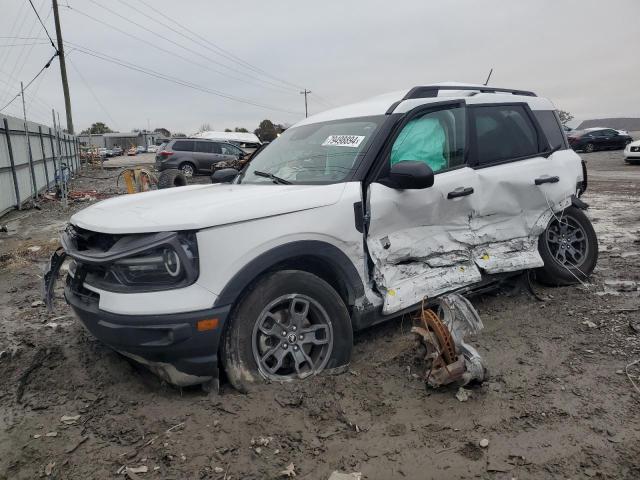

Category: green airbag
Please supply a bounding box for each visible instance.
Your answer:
[390,117,446,171]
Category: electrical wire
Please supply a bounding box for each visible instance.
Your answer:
[127,0,305,92]
[0,51,58,113]
[66,53,118,130]
[68,2,295,96]
[65,43,302,116]
[0,41,50,47]
[27,0,57,50]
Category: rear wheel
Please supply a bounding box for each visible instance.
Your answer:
[222,270,353,392]
[584,143,595,153]
[179,162,195,177]
[536,206,598,286]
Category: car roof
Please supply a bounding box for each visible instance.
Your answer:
[293,82,555,128]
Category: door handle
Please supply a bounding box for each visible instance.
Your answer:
[534,176,560,185]
[447,187,474,199]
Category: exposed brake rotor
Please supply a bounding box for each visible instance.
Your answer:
[411,294,486,388]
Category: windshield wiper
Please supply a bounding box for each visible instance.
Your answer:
[253,170,292,185]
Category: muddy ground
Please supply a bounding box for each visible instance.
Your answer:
[0,149,639,480]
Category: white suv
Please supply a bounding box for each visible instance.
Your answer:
[53,83,598,391]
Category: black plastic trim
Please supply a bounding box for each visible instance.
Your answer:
[215,240,365,307]
[403,85,536,100]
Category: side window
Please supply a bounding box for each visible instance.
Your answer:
[390,106,466,173]
[533,110,567,150]
[172,140,194,152]
[220,144,240,156]
[196,141,213,153]
[472,105,539,165]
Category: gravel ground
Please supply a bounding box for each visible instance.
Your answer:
[0,148,639,480]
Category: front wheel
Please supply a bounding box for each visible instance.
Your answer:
[536,206,598,286]
[222,270,353,392]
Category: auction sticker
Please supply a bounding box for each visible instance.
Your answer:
[322,135,365,148]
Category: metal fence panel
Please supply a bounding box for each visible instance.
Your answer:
[0,114,80,217]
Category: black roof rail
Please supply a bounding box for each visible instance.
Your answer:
[403,85,537,100]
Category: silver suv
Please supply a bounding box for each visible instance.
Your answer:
[155,138,246,176]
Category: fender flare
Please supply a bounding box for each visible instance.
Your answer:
[571,194,589,210]
[214,240,365,308]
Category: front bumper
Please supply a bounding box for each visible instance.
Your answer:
[624,147,640,159]
[65,278,230,387]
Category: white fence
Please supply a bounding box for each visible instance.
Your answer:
[0,113,80,217]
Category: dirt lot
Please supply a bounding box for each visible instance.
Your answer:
[0,149,639,480]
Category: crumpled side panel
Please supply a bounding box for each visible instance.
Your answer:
[369,208,558,315]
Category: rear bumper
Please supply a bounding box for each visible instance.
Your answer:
[65,280,230,387]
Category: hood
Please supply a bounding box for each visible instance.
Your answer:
[71,183,347,234]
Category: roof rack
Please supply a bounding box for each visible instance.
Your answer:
[403,85,537,100]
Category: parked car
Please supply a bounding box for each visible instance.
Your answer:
[567,128,633,152]
[97,148,111,158]
[146,145,158,153]
[54,83,597,391]
[112,146,123,156]
[624,139,640,164]
[126,147,137,156]
[155,138,246,176]
[136,145,146,154]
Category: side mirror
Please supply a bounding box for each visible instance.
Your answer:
[379,160,434,189]
[211,168,239,184]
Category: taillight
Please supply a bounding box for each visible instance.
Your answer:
[160,150,173,156]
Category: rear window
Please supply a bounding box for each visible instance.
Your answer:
[472,105,539,165]
[172,140,194,151]
[534,110,567,150]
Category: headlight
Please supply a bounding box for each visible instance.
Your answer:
[63,229,199,293]
[108,233,198,289]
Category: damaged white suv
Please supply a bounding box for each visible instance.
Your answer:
[51,83,597,391]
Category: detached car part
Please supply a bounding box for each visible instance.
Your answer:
[412,293,486,387]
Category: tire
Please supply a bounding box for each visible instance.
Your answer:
[157,169,187,189]
[222,270,353,392]
[179,162,196,177]
[536,206,598,286]
[584,143,595,153]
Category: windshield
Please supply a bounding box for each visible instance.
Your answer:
[239,115,385,184]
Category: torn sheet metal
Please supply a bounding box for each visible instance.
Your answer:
[412,294,486,387]
[366,159,576,314]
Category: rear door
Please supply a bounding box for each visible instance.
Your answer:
[466,104,581,274]
[366,102,482,314]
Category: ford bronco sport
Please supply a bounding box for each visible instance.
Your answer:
[51,83,597,391]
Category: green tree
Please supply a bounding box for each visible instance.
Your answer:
[81,122,114,134]
[254,119,278,142]
[234,127,249,133]
[224,128,232,132]
[557,110,574,126]
[154,127,171,137]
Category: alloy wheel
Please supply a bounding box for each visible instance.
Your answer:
[181,164,194,177]
[252,294,333,381]
[545,213,589,268]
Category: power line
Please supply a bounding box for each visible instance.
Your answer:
[0,51,58,112]
[128,0,305,92]
[75,1,296,95]
[27,0,57,50]
[66,43,302,116]
[0,42,50,47]
[67,54,118,129]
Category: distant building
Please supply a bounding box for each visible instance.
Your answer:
[78,131,158,149]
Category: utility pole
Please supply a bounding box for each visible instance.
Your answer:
[21,82,38,199]
[300,89,311,118]
[52,0,74,134]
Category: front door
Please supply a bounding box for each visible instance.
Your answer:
[366,103,481,314]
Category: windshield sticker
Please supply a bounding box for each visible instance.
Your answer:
[322,135,365,148]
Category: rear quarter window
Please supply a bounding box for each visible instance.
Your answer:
[534,110,568,150]
[172,141,194,152]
